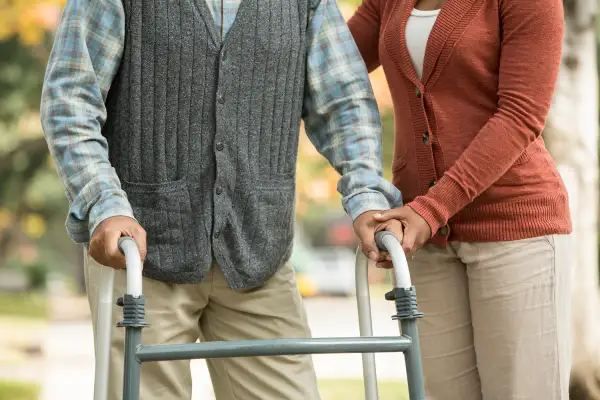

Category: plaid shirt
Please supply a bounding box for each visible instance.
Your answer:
[41,0,402,243]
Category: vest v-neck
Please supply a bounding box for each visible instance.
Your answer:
[193,0,249,48]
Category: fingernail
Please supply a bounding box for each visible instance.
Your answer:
[369,251,378,261]
[374,213,382,219]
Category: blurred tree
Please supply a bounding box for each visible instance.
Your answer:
[544,0,600,398]
[0,0,65,46]
[295,1,395,235]
[0,0,82,290]
[0,39,52,263]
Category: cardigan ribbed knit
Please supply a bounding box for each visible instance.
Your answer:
[349,0,572,244]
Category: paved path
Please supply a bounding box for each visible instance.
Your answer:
[40,297,407,400]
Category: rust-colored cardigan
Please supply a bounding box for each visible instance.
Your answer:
[348,0,571,244]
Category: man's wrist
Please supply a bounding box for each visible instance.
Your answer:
[344,192,393,222]
[88,193,136,239]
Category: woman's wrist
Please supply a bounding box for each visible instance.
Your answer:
[406,200,442,238]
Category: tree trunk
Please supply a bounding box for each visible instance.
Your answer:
[544,0,600,398]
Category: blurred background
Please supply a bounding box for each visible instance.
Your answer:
[0,0,599,399]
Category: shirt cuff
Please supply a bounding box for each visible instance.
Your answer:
[407,176,470,237]
[66,190,136,243]
[88,194,136,239]
[344,191,396,222]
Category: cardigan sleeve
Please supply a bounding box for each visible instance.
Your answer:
[347,0,382,72]
[408,0,565,235]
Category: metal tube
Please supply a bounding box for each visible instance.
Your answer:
[355,249,380,400]
[118,237,143,298]
[122,327,143,400]
[94,237,143,400]
[379,233,412,289]
[376,231,425,399]
[401,320,426,400]
[93,267,115,400]
[136,337,412,363]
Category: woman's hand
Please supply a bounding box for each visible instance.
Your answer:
[374,206,432,256]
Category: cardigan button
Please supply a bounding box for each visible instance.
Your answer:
[422,131,430,145]
[429,180,436,188]
[415,86,422,98]
[438,226,449,236]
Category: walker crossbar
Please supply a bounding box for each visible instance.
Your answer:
[135,336,412,362]
[93,232,426,400]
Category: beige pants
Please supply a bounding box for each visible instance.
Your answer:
[409,235,572,400]
[85,254,320,400]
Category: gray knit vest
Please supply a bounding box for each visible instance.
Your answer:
[103,0,314,288]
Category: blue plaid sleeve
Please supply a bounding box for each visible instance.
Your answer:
[40,0,134,243]
[304,0,403,221]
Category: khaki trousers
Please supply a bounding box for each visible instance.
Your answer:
[85,254,320,400]
[408,235,572,400]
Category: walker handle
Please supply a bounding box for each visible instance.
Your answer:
[94,237,143,400]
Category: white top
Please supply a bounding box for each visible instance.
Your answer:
[405,8,441,79]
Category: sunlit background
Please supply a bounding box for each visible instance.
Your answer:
[1,1,600,399]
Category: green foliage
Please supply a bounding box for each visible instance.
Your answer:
[0,291,48,319]
[24,262,51,290]
[338,0,362,6]
[0,37,48,127]
[318,379,409,400]
[0,380,39,400]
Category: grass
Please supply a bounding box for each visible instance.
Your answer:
[0,292,47,319]
[319,379,409,400]
[0,380,40,400]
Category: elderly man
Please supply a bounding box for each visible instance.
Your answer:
[41,0,401,398]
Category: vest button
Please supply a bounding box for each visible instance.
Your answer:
[216,186,223,195]
[217,93,225,104]
[222,50,228,61]
[216,142,224,151]
[214,230,221,239]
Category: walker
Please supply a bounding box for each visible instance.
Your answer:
[93,231,426,399]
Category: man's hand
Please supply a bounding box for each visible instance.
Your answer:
[353,211,388,263]
[374,206,431,256]
[88,216,147,269]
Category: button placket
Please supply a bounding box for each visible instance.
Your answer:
[213,55,228,243]
[415,86,422,98]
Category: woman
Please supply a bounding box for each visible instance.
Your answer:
[348,0,572,399]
